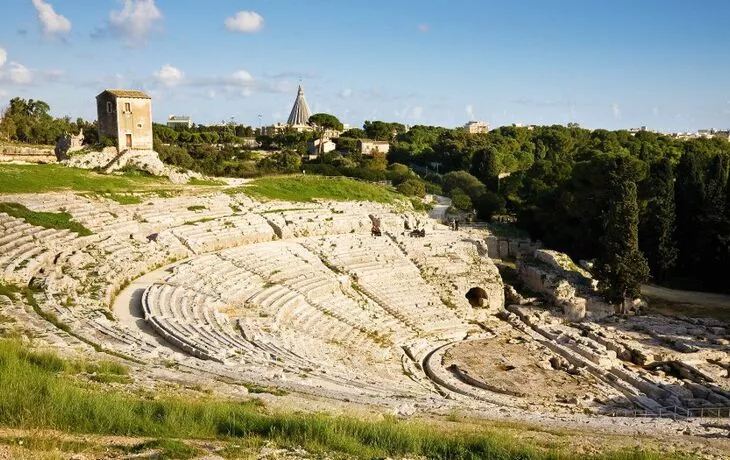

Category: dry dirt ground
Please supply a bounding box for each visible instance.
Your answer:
[642,285,730,321]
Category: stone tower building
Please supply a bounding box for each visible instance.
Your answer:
[96,89,153,152]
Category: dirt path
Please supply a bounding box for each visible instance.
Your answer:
[642,284,730,308]
[428,195,451,222]
[642,284,730,320]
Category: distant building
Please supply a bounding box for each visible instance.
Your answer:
[167,115,192,129]
[307,138,336,155]
[464,120,489,134]
[358,139,390,155]
[286,85,313,132]
[96,89,153,152]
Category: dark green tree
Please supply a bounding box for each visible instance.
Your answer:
[595,165,650,308]
[639,159,678,282]
[309,113,343,154]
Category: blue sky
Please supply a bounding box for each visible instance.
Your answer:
[1,0,729,132]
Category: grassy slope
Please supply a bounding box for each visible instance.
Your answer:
[0,202,93,236]
[0,338,675,460]
[0,164,169,194]
[242,175,400,203]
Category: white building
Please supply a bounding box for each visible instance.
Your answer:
[464,120,489,134]
[167,115,193,129]
[358,139,390,155]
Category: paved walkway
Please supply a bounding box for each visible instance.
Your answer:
[428,195,451,222]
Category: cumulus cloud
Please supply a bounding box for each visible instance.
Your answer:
[8,62,33,84]
[154,64,183,87]
[225,11,264,33]
[338,88,352,99]
[231,70,253,83]
[612,103,621,119]
[99,0,163,47]
[31,0,72,35]
[418,23,430,33]
[0,48,6,68]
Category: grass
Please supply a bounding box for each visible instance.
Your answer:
[0,164,169,194]
[0,202,92,236]
[188,177,226,186]
[187,205,207,211]
[232,175,400,203]
[486,221,530,240]
[0,337,679,459]
[101,192,143,205]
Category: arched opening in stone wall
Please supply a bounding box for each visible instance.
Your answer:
[465,287,489,308]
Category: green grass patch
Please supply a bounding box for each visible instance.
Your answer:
[0,337,678,459]
[0,202,93,236]
[187,205,206,211]
[188,177,226,186]
[233,175,400,203]
[102,193,142,205]
[127,438,201,459]
[486,221,530,239]
[0,164,168,194]
[0,282,20,300]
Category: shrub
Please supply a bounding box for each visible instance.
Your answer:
[474,190,506,220]
[397,178,426,198]
[451,188,473,211]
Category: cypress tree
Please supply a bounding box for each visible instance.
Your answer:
[595,165,650,309]
[697,155,729,287]
[639,159,677,282]
[674,151,705,275]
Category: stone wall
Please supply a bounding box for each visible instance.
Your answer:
[0,144,56,163]
[517,249,614,321]
[485,235,542,260]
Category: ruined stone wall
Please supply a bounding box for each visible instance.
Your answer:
[485,235,542,259]
[0,144,56,163]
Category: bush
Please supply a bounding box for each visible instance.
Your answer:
[474,190,506,220]
[442,171,486,200]
[397,178,426,197]
[450,188,473,211]
[425,181,443,196]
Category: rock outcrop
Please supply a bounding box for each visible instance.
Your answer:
[517,249,613,320]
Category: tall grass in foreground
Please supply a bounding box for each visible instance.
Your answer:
[238,175,400,203]
[0,339,670,459]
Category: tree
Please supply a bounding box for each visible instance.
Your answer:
[639,159,677,281]
[309,113,343,154]
[595,166,649,308]
[363,121,404,141]
[450,188,473,211]
[396,178,426,197]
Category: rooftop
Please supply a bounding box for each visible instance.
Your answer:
[98,89,151,99]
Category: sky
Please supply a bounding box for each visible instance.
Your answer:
[1,0,730,132]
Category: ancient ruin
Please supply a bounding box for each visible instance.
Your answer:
[0,187,728,441]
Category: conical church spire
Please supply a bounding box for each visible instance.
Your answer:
[287,85,312,126]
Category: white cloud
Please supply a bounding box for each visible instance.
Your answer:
[225,11,264,33]
[31,0,72,35]
[611,103,621,119]
[0,48,6,68]
[466,104,475,119]
[418,23,430,33]
[107,0,162,46]
[232,70,254,83]
[338,88,352,99]
[154,64,183,87]
[8,62,33,84]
